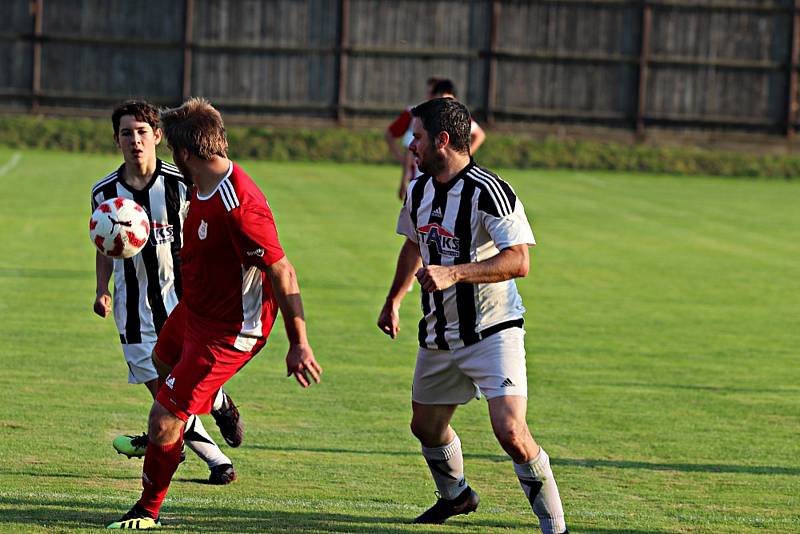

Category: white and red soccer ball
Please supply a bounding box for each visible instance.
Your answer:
[89,197,150,258]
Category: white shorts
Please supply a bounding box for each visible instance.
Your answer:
[121,342,158,384]
[412,327,528,405]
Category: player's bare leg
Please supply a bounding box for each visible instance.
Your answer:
[488,396,567,534]
[410,402,479,524]
[107,402,184,529]
[111,379,160,459]
[144,379,158,397]
[114,352,236,485]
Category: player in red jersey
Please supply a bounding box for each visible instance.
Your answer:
[106,97,322,530]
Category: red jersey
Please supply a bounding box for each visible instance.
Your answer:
[181,162,285,338]
[387,108,413,138]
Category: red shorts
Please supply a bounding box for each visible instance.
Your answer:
[154,301,266,421]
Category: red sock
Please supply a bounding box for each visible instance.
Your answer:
[137,431,183,517]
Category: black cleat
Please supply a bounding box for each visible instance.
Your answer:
[413,486,480,524]
[211,391,244,447]
[208,463,237,485]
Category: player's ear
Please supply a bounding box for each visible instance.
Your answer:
[153,127,163,146]
[436,131,449,149]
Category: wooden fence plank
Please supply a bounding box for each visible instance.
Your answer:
[0,0,795,135]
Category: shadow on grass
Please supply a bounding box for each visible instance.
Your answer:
[0,469,137,481]
[248,444,800,476]
[0,267,93,279]
[1,469,239,486]
[0,494,463,533]
[0,494,672,533]
[609,381,800,395]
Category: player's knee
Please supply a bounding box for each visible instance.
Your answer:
[147,403,183,445]
[493,419,528,456]
[410,417,440,446]
[409,418,427,442]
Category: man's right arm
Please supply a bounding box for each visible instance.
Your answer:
[384,128,406,164]
[377,238,422,339]
[94,251,113,318]
[398,151,415,201]
[385,111,412,164]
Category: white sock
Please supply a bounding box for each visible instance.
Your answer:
[211,389,225,412]
[421,434,467,500]
[514,448,566,534]
[184,414,232,469]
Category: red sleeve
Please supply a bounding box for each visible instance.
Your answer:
[229,202,285,269]
[387,110,412,137]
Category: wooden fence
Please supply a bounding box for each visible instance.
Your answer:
[1,0,798,137]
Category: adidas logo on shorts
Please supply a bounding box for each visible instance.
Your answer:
[500,377,515,388]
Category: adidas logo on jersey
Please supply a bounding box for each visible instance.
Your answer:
[431,207,443,218]
[165,376,176,389]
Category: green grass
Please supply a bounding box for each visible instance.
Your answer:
[0,147,797,533]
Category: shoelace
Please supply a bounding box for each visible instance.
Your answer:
[129,433,148,448]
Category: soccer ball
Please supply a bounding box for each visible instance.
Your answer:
[89,197,150,258]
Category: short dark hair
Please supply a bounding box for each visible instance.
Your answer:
[411,98,471,154]
[160,97,228,160]
[112,100,160,136]
[431,79,457,97]
[426,76,441,87]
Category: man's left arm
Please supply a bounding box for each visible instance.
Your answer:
[416,244,529,293]
[265,256,322,388]
[235,202,321,388]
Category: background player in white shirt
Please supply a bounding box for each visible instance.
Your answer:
[377,98,567,533]
[91,100,241,485]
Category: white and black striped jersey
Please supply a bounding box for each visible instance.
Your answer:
[91,159,191,345]
[397,159,536,350]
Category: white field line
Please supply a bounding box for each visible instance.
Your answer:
[0,152,22,176]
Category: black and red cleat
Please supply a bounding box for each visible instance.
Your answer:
[413,486,480,524]
[208,463,237,485]
[211,390,244,448]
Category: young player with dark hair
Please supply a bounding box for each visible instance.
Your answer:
[91,100,242,486]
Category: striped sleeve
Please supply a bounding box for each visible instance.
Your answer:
[469,166,517,218]
[396,178,419,241]
[90,170,118,211]
[470,168,535,249]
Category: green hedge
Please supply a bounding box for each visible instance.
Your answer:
[1,115,797,178]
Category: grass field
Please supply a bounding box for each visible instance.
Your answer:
[0,147,797,533]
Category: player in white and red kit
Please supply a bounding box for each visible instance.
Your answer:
[387,78,485,202]
[106,98,322,530]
